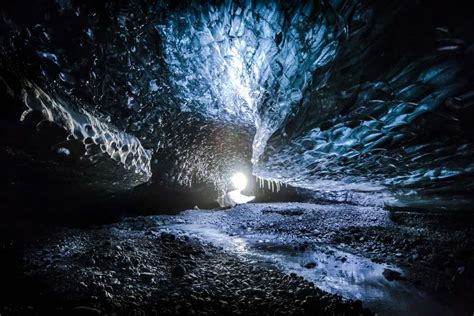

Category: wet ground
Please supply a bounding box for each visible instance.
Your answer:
[160,203,474,315]
[1,202,473,315]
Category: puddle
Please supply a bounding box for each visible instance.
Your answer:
[161,223,448,316]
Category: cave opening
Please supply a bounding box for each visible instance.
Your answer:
[1,0,473,315]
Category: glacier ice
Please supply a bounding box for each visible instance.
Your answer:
[0,0,473,208]
[21,79,152,182]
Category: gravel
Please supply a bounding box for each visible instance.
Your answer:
[0,214,372,315]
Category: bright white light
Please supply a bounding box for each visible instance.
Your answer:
[228,189,255,204]
[231,172,248,190]
[217,172,254,207]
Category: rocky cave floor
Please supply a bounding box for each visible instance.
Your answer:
[1,202,473,315]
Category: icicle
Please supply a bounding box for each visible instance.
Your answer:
[255,176,287,192]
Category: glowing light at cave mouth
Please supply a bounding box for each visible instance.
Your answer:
[227,190,255,205]
[231,172,248,191]
[217,172,255,207]
[229,172,255,205]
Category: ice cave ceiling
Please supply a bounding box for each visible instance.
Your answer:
[1,0,473,209]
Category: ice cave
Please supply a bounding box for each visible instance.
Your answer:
[0,0,473,315]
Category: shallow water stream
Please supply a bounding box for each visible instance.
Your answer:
[161,221,447,315]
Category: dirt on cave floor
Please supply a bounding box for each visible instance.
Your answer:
[0,201,473,315]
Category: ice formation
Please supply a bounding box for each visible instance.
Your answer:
[0,0,473,207]
[21,80,152,180]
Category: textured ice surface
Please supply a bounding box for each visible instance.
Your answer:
[1,0,473,206]
[157,1,341,164]
[21,80,152,180]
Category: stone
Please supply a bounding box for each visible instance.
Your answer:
[304,262,317,269]
[103,290,114,299]
[161,232,176,242]
[171,265,186,277]
[140,272,154,283]
[382,269,404,282]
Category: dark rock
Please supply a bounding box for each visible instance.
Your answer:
[161,232,176,242]
[171,264,186,277]
[103,290,114,299]
[298,244,308,251]
[383,269,405,282]
[140,272,154,283]
[408,253,419,263]
[295,288,313,298]
[242,288,265,297]
[304,262,317,269]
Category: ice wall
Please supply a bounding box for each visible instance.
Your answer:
[254,0,474,207]
[1,0,473,207]
[156,1,342,164]
[21,80,152,180]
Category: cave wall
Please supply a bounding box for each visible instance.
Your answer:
[1,0,473,214]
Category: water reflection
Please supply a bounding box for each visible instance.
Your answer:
[161,223,447,316]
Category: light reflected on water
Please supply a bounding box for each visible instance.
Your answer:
[161,223,447,316]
